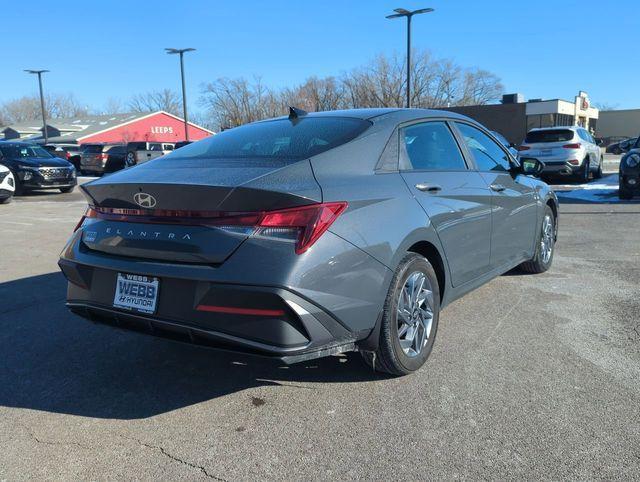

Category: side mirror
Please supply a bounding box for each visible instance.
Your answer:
[596,138,604,146]
[519,157,545,177]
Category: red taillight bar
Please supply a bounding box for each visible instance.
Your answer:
[73,202,348,254]
[563,143,581,149]
[196,304,285,317]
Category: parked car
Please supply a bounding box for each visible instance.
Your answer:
[79,144,127,175]
[518,126,603,182]
[0,164,15,204]
[608,137,638,155]
[125,142,174,167]
[43,144,83,170]
[60,108,558,376]
[174,141,192,150]
[619,136,640,199]
[0,142,76,195]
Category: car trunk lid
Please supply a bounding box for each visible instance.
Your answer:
[78,158,322,264]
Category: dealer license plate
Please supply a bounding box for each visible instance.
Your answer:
[113,273,159,314]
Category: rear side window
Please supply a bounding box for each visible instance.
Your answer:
[162,117,371,162]
[456,123,511,172]
[525,129,575,143]
[106,145,125,154]
[148,143,163,151]
[401,121,467,171]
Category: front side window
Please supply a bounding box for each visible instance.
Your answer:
[400,121,467,171]
[455,123,511,172]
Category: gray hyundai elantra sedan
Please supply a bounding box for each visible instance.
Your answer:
[59,108,558,375]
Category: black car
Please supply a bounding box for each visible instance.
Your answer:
[619,136,640,199]
[607,137,637,155]
[43,143,83,170]
[174,141,192,150]
[0,142,77,195]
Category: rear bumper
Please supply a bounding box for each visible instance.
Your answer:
[540,161,581,176]
[59,259,357,362]
[65,302,356,364]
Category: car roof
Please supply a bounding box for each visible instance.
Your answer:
[257,107,472,125]
[528,126,580,132]
[0,141,38,146]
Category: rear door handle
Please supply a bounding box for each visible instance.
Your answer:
[415,183,442,193]
[490,183,506,192]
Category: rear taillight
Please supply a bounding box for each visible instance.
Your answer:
[98,153,108,163]
[568,159,580,166]
[259,202,348,254]
[516,145,530,151]
[78,203,348,254]
[73,207,98,232]
[66,152,71,159]
[563,143,581,149]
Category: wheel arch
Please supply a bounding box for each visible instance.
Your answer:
[545,196,558,240]
[406,240,447,304]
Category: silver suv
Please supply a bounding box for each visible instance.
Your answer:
[518,126,603,182]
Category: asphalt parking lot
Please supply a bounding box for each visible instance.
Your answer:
[1,166,639,480]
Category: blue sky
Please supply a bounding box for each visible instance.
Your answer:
[3,0,639,112]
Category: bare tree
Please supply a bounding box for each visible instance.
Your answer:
[593,102,618,111]
[0,93,89,124]
[197,50,504,130]
[128,89,182,116]
[457,68,504,106]
[281,76,346,112]
[200,77,281,129]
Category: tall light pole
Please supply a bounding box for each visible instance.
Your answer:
[165,48,196,141]
[386,8,434,108]
[24,69,49,144]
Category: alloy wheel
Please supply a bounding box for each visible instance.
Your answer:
[541,214,554,264]
[396,271,434,357]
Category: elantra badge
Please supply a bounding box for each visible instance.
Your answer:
[134,192,157,208]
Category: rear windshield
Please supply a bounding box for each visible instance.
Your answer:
[0,144,53,159]
[525,129,575,143]
[162,117,371,162]
[82,145,105,153]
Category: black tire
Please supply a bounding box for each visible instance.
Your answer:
[594,157,603,179]
[11,173,24,196]
[361,253,440,376]
[59,186,74,193]
[619,186,633,200]
[125,152,137,167]
[0,195,12,204]
[520,205,556,274]
[576,158,589,183]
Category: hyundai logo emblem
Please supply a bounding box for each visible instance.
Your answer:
[133,192,157,208]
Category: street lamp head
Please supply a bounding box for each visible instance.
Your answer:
[386,7,434,18]
[24,69,49,74]
[165,48,196,55]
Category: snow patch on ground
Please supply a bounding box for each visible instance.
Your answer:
[553,174,632,204]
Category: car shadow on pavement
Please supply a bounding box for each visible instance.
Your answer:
[0,272,387,420]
